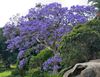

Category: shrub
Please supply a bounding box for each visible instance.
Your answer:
[60,19,100,68]
[29,48,53,68]
[27,67,61,77]
[27,67,44,77]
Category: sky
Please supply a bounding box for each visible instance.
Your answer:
[0,0,88,27]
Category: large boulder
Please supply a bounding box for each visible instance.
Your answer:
[63,59,100,77]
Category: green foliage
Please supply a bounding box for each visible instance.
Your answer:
[25,47,34,58]
[25,48,54,77]
[45,74,61,77]
[0,28,7,62]
[27,67,61,77]
[60,19,100,68]
[29,48,53,68]
[43,73,61,77]
[0,28,6,49]
[9,69,20,77]
[0,28,18,68]
[0,28,11,68]
[27,67,44,77]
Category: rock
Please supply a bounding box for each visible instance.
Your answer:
[63,59,100,77]
[80,68,96,77]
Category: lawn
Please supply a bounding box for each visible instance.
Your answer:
[0,70,12,77]
[0,64,16,77]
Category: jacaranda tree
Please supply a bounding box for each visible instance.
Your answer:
[3,3,96,74]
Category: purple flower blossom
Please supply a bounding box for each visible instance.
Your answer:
[18,58,27,69]
[3,3,96,53]
[17,50,25,60]
[43,54,62,71]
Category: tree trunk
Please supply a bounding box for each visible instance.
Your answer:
[19,69,24,77]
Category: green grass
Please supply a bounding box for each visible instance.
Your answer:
[10,64,16,69]
[0,64,17,77]
[0,70,12,77]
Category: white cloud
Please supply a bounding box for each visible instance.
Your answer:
[0,0,88,27]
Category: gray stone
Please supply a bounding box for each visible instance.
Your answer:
[63,59,100,77]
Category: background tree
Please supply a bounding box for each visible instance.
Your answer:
[88,0,100,18]
[0,28,17,68]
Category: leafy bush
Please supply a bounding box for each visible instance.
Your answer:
[27,67,44,77]
[8,69,20,77]
[26,67,61,77]
[60,19,100,68]
[43,73,61,77]
[29,48,53,68]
